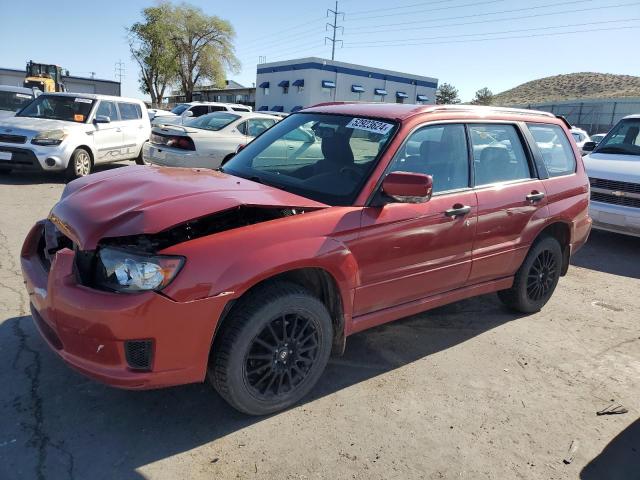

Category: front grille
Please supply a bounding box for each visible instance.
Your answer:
[0,133,27,144]
[591,191,640,209]
[125,340,153,370]
[589,177,640,195]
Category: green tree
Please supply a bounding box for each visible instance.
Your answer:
[436,83,461,104]
[472,87,494,106]
[169,3,240,102]
[128,2,178,107]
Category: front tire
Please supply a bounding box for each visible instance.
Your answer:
[65,148,92,180]
[135,143,148,165]
[498,236,562,313]
[210,282,333,415]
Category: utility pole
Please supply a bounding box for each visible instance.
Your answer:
[114,59,126,84]
[325,1,344,60]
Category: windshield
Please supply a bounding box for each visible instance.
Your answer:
[171,104,189,115]
[594,119,640,157]
[0,91,33,112]
[223,113,398,206]
[186,112,239,131]
[17,95,94,123]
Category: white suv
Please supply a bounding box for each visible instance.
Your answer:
[151,102,252,126]
[583,114,640,237]
[0,93,150,179]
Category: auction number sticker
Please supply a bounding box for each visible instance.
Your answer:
[346,117,393,135]
[75,98,93,104]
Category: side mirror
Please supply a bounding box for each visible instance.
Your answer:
[94,115,111,124]
[382,171,433,203]
[184,110,194,118]
[582,141,596,152]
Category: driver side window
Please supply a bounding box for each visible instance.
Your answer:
[388,124,469,193]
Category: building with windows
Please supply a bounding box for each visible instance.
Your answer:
[164,80,255,109]
[255,57,438,113]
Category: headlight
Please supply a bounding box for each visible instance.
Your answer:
[31,129,67,146]
[96,247,184,293]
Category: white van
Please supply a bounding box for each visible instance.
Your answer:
[0,93,150,179]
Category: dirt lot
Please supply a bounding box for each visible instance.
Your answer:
[0,165,638,480]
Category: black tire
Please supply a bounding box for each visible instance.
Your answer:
[135,143,147,165]
[210,281,333,415]
[65,148,92,180]
[498,236,562,313]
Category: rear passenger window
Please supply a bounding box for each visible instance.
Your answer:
[389,124,469,193]
[209,106,226,113]
[118,103,142,120]
[527,124,576,177]
[469,124,531,185]
[190,105,209,117]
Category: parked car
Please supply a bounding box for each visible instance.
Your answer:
[582,114,640,237]
[590,133,607,144]
[570,127,591,154]
[0,93,150,179]
[144,111,281,169]
[147,108,174,121]
[21,104,591,415]
[151,102,252,126]
[0,85,39,118]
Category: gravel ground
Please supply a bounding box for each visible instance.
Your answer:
[0,165,638,480]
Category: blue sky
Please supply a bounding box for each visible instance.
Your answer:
[1,0,638,101]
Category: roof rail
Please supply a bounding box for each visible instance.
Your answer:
[425,105,555,118]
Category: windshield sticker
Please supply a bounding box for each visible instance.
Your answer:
[16,93,32,99]
[74,114,85,122]
[75,98,92,104]
[346,118,393,135]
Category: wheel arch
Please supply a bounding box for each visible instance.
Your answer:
[73,145,95,165]
[212,266,348,359]
[535,221,571,276]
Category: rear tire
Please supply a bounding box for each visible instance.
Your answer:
[135,143,148,165]
[65,148,92,181]
[498,236,562,313]
[209,281,333,415]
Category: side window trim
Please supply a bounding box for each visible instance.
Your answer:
[368,121,473,205]
[466,121,538,188]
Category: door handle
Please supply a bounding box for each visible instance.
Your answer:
[287,145,295,149]
[445,204,472,217]
[526,191,545,202]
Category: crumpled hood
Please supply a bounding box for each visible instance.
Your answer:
[50,165,328,250]
[583,153,640,184]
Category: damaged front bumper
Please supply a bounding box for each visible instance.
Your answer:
[20,221,230,390]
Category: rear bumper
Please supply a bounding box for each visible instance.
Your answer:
[143,142,225,169]
[21,221,229,389]
[590,201,640,237]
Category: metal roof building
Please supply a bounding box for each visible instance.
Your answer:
[0,67,121,96]
[255,57,438,113]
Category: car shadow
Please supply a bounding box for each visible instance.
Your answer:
[570,229,640,279]
[0,294,522,480]
[0,162,128,185]
[580,418,640,480]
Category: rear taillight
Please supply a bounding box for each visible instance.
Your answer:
[166,136,195,151]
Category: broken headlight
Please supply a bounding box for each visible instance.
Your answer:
[96,247,184,293]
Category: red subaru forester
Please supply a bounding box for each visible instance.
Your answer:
[21,104,591,415]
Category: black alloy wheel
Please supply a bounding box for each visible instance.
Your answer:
[526,249,558,301]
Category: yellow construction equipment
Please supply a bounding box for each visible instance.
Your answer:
[24,60,67,93]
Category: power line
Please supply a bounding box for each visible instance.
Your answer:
[346,0,505,22]
[343,1,640,35]
[345,17,640,46]
[348,0,455,15]
[325,1,345,60]
[236,27,325,55]
[346,0,591,30]
[237,16,325,48]
[342,24,640,48]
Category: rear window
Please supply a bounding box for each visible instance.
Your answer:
[118,102,142,120]
[527,124,576,177]
[186,112,239,131]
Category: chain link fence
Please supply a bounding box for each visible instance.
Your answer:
[514,98,640,135]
